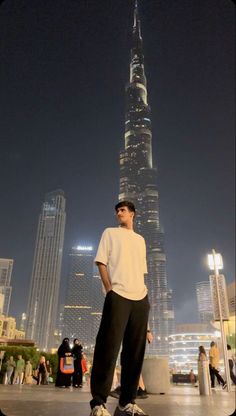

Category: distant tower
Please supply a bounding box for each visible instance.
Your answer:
[196,281,214,324]
[26,190,66,350]
[63,246,103,350]
[119,0,174,354]
[0,258,13,316]
[19,312,27,331]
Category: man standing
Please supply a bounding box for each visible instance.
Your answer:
[90,201,150,416]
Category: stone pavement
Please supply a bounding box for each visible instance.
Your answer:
[0,384,235,416]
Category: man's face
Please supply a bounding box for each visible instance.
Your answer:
[116,206,134,226]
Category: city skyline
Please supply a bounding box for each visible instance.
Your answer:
[0,0,234,326]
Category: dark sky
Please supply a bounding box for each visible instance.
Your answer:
[0,0,235,325]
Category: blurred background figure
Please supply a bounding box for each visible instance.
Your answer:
[13,355,25,385]
[6,356,15,385]
[37,356,47,385]
[46,360,52,384]
[227,344,236,385]
[209,341,226,389]
[72,338,83,388]
[55,337,73,388]
[24,360,33,384]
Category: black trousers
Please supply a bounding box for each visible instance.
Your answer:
[73,359,83,386]
[90,291,150,408]
[209,364,225,387]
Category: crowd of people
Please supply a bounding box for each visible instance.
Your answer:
[4,354,52,385]
[196,341,236,395]
[3,338,87,389]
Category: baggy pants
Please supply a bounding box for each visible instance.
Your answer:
[90,290,150,408]
[209,364,225,387]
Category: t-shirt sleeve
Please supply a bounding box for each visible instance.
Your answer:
[94,229,110,265]
[143,239,148,274]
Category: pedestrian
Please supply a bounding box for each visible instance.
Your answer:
[45,360,52,384]
[72,338,83,388]
[13,355,25,385]
[209,341,226,389]
[6,356,16,384]
[198,346,211,395]
[189,369,196,385]
[55,338,73,388]
[24,360,33,384]
[90,201,150,416]
[37,356,47,385]
[227,344,236,385]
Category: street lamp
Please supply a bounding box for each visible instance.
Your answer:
[207,249,231,392]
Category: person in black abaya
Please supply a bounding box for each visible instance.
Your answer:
[72,338,83,387]
[55,337,73,387]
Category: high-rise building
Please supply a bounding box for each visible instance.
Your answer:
[26,190,66,351]
[19,312,27,332]
[196,281,214,324]
[227,281,236,315]
[119,0,174,355]
[0,258,13,316]
[63,246,103,350]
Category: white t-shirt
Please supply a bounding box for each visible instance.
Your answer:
[95,227,148,301]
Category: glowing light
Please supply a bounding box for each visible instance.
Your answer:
[76,246,93,251]
[207,253,223,270]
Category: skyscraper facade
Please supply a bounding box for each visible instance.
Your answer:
[119,1,174,355]
[0,258,13,316]
[196,281,214,324]
[26,190,66,351]
[63,246,103,350]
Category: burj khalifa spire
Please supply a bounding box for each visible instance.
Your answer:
[119,0,175,355]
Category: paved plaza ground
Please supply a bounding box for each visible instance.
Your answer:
[0,384,235,416]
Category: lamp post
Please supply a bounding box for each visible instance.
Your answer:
[207,249,231,392]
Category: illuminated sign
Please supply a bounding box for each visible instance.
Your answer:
[76,246,93,251]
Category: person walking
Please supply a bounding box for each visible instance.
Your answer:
[227,344,236,385]
[6,356,16,384]
[13,355,25,385]
[89,201,150,416]
[209,341,226,389]
[72,338,83,388]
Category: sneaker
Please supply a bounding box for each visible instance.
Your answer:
[113,403,148,416]
[137,388,148,399]
[90,405,111,416]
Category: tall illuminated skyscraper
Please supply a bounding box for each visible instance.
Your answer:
[26,190,66,351]
[63,246,103,350]
[196,281,214,324]
[119,1,174,355]
[0,258,13,316]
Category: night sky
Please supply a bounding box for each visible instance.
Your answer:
[0,0,235,325]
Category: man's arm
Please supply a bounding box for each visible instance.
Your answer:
[96,262,112,293]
